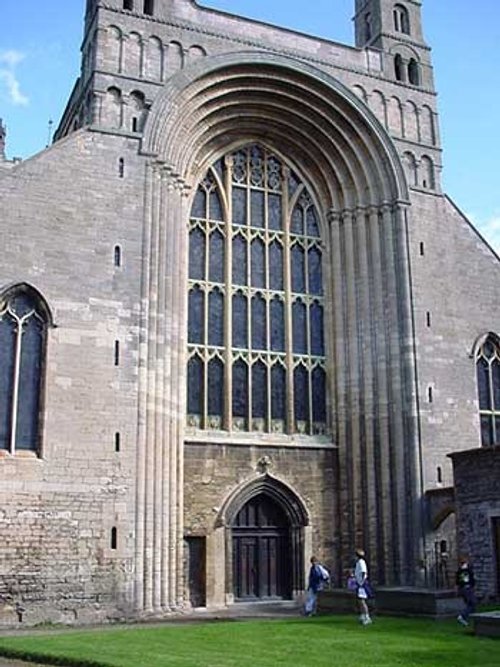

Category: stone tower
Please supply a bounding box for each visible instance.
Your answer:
[354,0,434,89]
[0,119,6,161]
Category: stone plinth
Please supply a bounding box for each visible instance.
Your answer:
[318,587,463,619]
[471,611,500,638]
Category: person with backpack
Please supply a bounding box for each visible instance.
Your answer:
[304,556,330,616]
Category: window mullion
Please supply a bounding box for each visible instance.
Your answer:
[10,315,24,454]
[282,166,294,434]
[224,155,233,431]
[490,359,496,443]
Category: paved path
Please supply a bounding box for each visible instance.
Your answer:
[0,661,48,667]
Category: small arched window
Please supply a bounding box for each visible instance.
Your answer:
[408,58,420,86]
[143,0,154,15]
[421,156,435,190]
[365,13,372,42]
[476,335,500,446]
[0,285,51,454]
[123,0,133,10]
[394,54,404,82]
[393,4,410,34]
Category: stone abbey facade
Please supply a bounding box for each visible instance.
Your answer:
[0,0,499,625]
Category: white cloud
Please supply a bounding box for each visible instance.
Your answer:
[0,49,29,106]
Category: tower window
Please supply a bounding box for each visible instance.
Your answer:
[476,335,500,446]
[408,59,420,86]
[0,285,50,455]
[394,54,404,82]
[114,245,122,267]
[111,527,118,550]
[144,0,154,15]
[123,0,133,10]
[364,13,372,42]
[187,144,326,436]
[394,4,410,34]
[118,158,125,178]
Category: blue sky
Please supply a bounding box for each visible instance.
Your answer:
[1,0,499,249]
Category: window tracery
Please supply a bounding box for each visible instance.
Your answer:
[0,286,50,454]
[476,336,500,446]
[187,144,327,436]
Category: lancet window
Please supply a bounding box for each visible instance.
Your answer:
[476,336,500,446]
[187,144,327,436]
[0,285,50,454]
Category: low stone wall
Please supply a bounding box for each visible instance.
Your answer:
[449,446,500,600]
[318,587,463,619]
[471,611,500,638]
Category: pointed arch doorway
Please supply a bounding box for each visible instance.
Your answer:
[221,475,309,603]
[232,493,291,600]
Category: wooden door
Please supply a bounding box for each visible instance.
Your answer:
[186,536,206,608]
[232,494,291,600]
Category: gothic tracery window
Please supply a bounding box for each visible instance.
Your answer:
[187,144,327,436]
[476,336,500,446]
[0,285,50,454]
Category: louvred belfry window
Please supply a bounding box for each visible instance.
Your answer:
[0,286,49,454]
[187,144,327,436]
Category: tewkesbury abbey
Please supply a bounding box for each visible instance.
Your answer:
[1,0,499,625]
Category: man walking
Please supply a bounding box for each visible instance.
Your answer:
[456,555,476,626]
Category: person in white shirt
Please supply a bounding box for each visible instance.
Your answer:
[354,548,372,625]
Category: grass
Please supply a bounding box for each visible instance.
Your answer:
[0,615,498,667]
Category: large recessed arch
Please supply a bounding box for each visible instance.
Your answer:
[142,51,409,210]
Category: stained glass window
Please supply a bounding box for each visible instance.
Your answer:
[187,355,203,416]
[0,285,50,454]
[252,361,267,420]
[209,230,224,283]
[187,144,327,435]
[251,295,267,351]
[208,289,224,347]
[207,357,223,421]
[476,336,500,446]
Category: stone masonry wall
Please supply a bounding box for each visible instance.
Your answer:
[184,442,338,575]
[0,130,145,625]
[449,447,500,600]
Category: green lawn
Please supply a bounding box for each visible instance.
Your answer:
[0,615,497,667]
